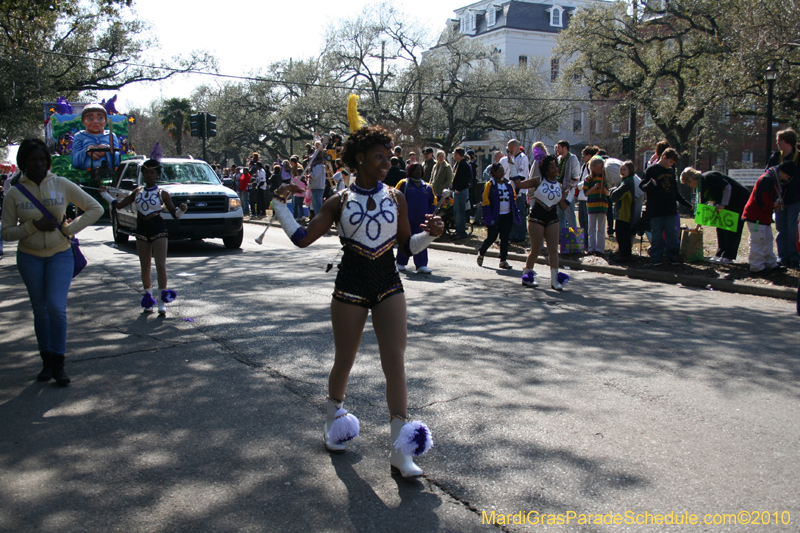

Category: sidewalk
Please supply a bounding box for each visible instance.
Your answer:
[244,218,798,301]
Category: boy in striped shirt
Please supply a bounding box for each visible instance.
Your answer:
[583,156,610,256]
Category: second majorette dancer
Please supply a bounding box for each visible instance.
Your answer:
[271,95,443,477]
[101,157,187,315]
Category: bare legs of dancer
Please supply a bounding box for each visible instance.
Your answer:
[526,222,559,270]
[329,294,408,418]
[136,238,169,290]
[136,238,169,311]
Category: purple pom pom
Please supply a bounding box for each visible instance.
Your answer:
[141,293,157,308]
[395,420,434,456]
[161,289,177,303]
[521,272,535,283]
[557,272,570,285]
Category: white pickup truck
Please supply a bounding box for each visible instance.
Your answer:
[107,156,244,248]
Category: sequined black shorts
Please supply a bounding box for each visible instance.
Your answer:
[333,249,404,309]
[528,202,559,227]
[136,214,168,242]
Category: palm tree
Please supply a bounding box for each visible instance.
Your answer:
[158,98,193,155]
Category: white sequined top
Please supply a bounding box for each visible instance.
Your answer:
[338,182,398,259]
[135,186,163,217]
[532,179,563,209]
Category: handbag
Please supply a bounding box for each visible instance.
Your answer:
[560,227,585,254]
[15,183,87,277]
[680,228,704,262]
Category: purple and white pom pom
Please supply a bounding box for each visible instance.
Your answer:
[521,271,535,283]
[161,289,177,303]
[557,272,570,285]
[328,408,360,444]
[394,420,433,456]
[141,293,157,308]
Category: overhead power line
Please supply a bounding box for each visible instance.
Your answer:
[13,45,625,104]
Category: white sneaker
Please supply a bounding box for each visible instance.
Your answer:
[396,263,406,271]
[718,257,733,264]
[416,266,432,274]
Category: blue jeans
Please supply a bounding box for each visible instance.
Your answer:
[454,189,469,236]
[311,189,325,219]
[577,200,589,251]
[775,202,800,264]
[17,249,74,355]
[558,202,578,234]
[509,197,528,240]
[649,215,680,262]
[293,197,305,219]
[239,190,249,215]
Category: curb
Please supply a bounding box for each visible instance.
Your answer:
[244,219,797,301]
[430,242,797,301]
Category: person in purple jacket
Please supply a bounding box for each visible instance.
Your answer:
[395,163,437,274]
[477,162,520,270]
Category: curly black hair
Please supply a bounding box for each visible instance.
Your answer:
[539,154,559,178]
[142,159,162,172]
[340,126,393,170]
[17,139,51,173]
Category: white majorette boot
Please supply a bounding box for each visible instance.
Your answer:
[550,268,563,291]
[390,415,433,477]
[324,397,359,453]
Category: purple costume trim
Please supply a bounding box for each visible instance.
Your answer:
[290,227,307,247]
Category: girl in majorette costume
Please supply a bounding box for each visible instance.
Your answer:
[271,97,442,477]
[516,154,570,290]
[101,159,187,314]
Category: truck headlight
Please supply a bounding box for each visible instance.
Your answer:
[229,197,242,212]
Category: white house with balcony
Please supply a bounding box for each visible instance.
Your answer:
[446,0,603,160]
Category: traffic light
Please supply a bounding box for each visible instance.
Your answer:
[621,135,631,157]
[190,113,204,138]
[205,114,217,137]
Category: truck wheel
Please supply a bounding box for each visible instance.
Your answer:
[112,213,129,244]
[223,228,243,249]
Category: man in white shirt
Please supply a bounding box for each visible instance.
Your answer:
[506,139,529,242]
[309,140,327,219]
[554,140,580,235]
[255,162,268,217]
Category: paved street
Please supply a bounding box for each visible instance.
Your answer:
[1,222,798,533]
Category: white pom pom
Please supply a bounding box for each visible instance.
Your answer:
[394,420,433,456]
[328,408,360,444]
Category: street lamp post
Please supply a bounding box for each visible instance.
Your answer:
[765,65,777,163]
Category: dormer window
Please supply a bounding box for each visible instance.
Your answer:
[459,10,477,33]
[550,5,563,27]
[487,4,497,26]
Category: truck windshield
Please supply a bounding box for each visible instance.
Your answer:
[157,163,221,185]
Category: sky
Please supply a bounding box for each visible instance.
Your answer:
[106,0,460,113]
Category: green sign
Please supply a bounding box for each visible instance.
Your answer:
[695,203,739,232]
